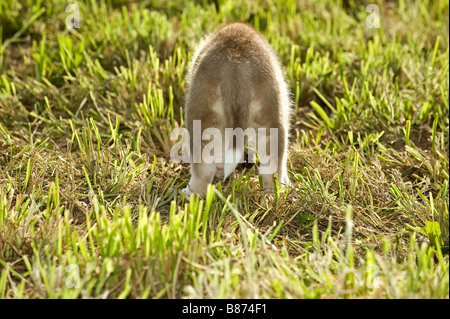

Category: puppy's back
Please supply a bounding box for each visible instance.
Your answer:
[186,23,282,130]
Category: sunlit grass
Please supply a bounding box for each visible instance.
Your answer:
[0,0,448,298]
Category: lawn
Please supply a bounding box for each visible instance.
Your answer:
[0,0,448,299]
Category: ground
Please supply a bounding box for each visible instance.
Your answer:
[0,0,448,298]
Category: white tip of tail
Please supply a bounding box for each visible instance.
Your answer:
[223,148,244,181]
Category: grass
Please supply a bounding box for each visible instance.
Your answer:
[0,0,448,299]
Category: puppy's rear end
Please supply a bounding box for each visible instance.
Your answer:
[184,23,291,197]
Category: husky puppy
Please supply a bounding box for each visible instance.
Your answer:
[183,22,291,197]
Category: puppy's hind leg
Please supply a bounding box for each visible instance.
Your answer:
[276,122,290,189]
[183,122,220,199]
[257,128,278,195]
[257,125,289,195]
[183,162,216,198]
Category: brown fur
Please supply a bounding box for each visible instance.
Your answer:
[183,22,291,197]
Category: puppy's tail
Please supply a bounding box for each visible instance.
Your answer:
[223,147,243,181]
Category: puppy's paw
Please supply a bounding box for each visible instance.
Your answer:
[279,174,291,190]
[182,186,193,201]
[281,179,291,190]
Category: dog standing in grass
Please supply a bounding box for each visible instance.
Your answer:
[182,23,291,197]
